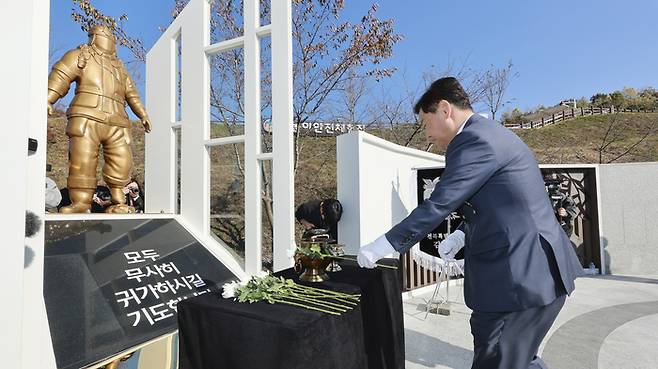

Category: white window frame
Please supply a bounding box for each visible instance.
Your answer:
[146,0,295,274]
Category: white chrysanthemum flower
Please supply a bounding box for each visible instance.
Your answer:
[256,270,270,279]
[221,281,238,299]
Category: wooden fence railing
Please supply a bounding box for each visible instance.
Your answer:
[401,252,439,291]
[505,107,657,130]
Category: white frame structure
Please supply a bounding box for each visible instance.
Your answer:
[146,0,295,274]
[0,0,57,367]
[0,0,294,367]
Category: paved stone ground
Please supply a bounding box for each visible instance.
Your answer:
[403,275,658,369]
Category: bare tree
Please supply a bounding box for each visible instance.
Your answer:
[481,61,516,120]
[335,69,372,126]
[48,27,66,67]
[70,0,148,84]
[370,84,416,144]
[420,56,495,107]
[290,1,401,168]
[371,59,512,151]
[70,0,146,62]
[597,114,658,163]
[367,67,424,146]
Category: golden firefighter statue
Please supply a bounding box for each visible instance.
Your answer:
[47,25,151,214]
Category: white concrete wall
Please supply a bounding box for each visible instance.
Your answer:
[0,2,34,366]
[337,131,444,254]
[0,0,57,367]
[598,162,658,275]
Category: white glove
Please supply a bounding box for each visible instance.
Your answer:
[438,230,465,261]
[357,235,396,269]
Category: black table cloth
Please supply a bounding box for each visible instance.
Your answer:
[178,259,404,369]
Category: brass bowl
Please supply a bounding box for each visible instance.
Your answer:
[294,253,333,282]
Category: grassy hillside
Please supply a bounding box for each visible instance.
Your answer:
[516,113,658,164]
[47,112,658,202]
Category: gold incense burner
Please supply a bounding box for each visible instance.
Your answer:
[294,229,334,282]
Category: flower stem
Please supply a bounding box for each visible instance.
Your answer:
[331,255,399,269]
[288,287,359,306]
[273,298,340,315]
[281,296,346,313]
[291,284,360,299]
[290,287,359,303]
[306,294,359,306]
[288,292,353,311]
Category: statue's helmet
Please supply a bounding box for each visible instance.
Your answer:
[88,25,117,52]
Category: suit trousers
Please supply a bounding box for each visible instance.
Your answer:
[469,293,566,369]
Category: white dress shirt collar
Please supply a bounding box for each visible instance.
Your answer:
[456,112,474,136]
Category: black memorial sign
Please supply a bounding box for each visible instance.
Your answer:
[416,168,465,259]
[44,218,235,369]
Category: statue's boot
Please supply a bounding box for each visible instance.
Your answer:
[106,204,136,214]
[105,186,135,214]
[103,352,133,369]
[59,188,93,214]
[103,359,121,369]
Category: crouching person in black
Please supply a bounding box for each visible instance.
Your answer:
[295,199,343,242]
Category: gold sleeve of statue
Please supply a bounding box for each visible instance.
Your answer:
[125,73,148,120]
[47,49,81,103]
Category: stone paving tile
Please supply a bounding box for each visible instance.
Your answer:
[403,275,658,369]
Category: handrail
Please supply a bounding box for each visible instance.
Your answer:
[505,107,657,130]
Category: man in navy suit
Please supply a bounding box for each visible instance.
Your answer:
[357,77,582,369]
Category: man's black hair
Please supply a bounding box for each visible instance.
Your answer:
[413,77,473,114]
[321,199,343,226]
[295,199,343,229]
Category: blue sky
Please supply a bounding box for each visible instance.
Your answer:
[50,0,658,115]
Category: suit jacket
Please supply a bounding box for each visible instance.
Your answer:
[385,114,582,312]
